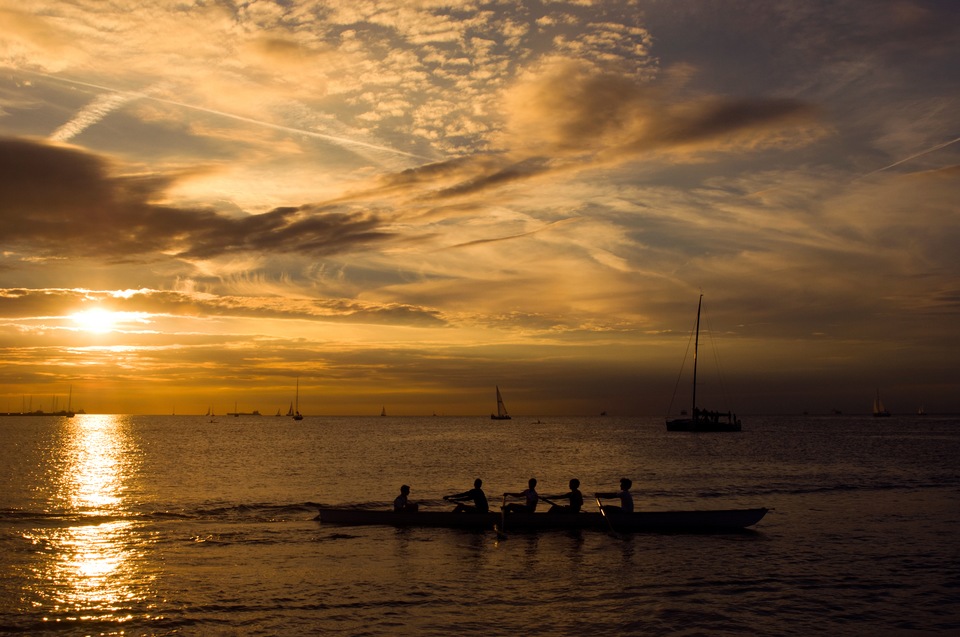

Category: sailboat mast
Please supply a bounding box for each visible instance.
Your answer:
[692,294,702,419]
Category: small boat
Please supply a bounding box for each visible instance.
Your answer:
[491,385,511,420]
[317,507,768,533]
[226,404,262,416]
[666,295,741,432]
[873,389,891,417]
[380,405,386,417]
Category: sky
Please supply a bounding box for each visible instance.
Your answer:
[0,0,958,416]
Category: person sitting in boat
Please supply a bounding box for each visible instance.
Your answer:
[503,477,539,514]
[443,478,489,513]
[541,478,584,514]
[393,485,418,513]
[596,477,634,514]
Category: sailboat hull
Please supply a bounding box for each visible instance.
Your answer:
[666,418,741,432]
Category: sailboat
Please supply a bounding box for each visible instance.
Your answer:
[293,377,304,420]
[380,406,386,417]
[665,295,742,432]
[491,386,511,420]
[873,389,891,417]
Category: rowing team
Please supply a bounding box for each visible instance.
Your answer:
[393,477,634,515]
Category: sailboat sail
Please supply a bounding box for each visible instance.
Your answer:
[873,389,891,417]
[666,295,741,432]
[293,377,304,420]
[491,386,511,420]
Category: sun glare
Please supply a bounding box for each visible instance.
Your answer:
[70,310,148,334]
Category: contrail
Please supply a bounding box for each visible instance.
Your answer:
[443,217,582,250]
[746,134,960,198]
[33,71,435,161]
[50,91,141,142]
[858,135,960,179]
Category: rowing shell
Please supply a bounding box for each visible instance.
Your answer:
[317,507,768,532]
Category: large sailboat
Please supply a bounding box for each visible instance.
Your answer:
[665,295,741,432]
[491,386,511,420]
[873,389,891,417]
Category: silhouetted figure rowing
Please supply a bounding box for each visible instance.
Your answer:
[541,478,584,513]
[596,477,634,514]
[503,477,538,513]
[443,478,489,513]
[393,484,418,513]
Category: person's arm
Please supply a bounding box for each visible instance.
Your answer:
[444,490,467,501]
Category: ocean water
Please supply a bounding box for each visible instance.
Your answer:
[1,414,958,636]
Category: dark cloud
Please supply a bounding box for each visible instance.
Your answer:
[506,60,822,159]
[0,137,392,262]
[430,157,552,199]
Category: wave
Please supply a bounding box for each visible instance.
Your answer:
[2,475,956,526]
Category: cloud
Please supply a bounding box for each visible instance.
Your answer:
[0,137,393,262]
[0,287,447,327]
[502,58,823,160]
[350,59,824,206]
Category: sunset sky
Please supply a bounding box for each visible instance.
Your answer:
[1,0,957,416]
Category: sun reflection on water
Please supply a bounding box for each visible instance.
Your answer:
[29,414,153,626]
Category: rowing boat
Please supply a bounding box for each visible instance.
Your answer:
[317,507,768,532]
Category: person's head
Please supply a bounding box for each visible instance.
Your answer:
[474,478,483,488]
[400,485,410,495]
[528,477,537,488]
[569,478,580,490]
[620,477,632,490]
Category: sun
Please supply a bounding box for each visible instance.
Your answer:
[70,309,123,334]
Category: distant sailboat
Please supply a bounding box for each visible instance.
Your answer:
[380,406,386,417]
[293,377,304,421]
[665,295,741,432]
[491,386,511,420]
[873,389,891,417]
[275,408,282,417]
[917,404,926,416]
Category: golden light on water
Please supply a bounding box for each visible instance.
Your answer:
[63,416,124,510]
[29,415,152,625]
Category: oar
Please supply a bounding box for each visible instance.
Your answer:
[496,493,508,539]
[596,495,620,537]
[538,495,563,509]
